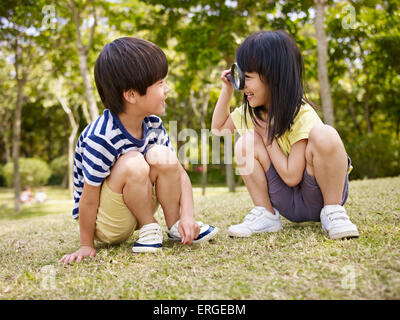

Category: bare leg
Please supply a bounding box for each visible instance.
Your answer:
[235,132,274,213]
[305,124,348,205]
[146,145,181,229]
[106,151,157,228]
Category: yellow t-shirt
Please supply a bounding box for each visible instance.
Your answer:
[230,103,323,156]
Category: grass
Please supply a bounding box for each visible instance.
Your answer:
[0,177,399,300]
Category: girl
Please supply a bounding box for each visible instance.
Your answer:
[211,30,359,239]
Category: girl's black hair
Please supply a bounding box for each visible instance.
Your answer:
[237,30,314,143]
[94,37,168,115]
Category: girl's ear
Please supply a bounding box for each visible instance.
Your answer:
[123,89,137,104]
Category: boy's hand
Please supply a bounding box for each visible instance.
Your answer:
[59,246,96,264]
[178,217,200,245]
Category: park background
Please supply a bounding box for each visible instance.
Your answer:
[0,0,399,300]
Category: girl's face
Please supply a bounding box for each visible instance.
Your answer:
[242,72,270,108]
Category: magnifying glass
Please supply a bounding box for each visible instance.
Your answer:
[226,62,245,90]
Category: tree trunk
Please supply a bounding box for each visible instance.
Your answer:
[225,163,235,192]
[0,113,11,163]
[70,0,99,122]
[12,79,25,212]
[315,0,335,126]
[345,98,362,135]
[77,49,98,121]
[200,90,210,196]
[191,87,211,196]
[56,80,78,199]
[81,100,91,124]
[363,88,373,133]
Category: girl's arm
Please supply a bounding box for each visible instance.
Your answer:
[265,138,307,187]
[211,69,236,136]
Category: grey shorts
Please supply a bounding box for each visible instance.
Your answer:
[266,156,351,223]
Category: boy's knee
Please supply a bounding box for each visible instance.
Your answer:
[117,151,150,180]
[145,145,179,173]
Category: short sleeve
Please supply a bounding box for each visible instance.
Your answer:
[230,105,254,136]
[80,135,118,186]
[147,118,175,153]
[287,105,323,146]
[158,124,175,153]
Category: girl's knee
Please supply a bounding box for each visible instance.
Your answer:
[234,132,265,157]
[308,124,344,154]
[235,132,270,172]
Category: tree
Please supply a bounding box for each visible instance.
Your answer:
[66,0,99,121]
[0,0,53,211]
[315,0,335,126]
[55,78,79,199]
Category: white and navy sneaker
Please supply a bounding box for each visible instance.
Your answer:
[167,220,218,244]
[228,206,282,237]
[320,205,359,239]
[132,223,163,253]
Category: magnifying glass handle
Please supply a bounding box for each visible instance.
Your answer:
[225,74,232,82]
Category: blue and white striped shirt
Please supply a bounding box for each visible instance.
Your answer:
[72,109,173,219]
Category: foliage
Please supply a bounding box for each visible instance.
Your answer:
[2,158,52,187]
[0,0,399,184]
[0,164,5,187]
[347,133,400,180]
[49,155,68,186]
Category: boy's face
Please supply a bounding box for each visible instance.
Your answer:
[135,77,170,116]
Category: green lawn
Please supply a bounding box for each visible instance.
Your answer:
[0,177,399,300]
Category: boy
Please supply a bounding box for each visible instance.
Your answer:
[60,37,218,264]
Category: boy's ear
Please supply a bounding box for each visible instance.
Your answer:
[123,89,137,104]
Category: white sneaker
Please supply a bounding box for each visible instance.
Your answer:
[132,223,163,253]
[320,205,359,239]
[228,206,282,237]
[167,220,219,244]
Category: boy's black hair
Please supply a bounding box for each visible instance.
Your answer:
[237,30,314,143]
[94,37,168,114]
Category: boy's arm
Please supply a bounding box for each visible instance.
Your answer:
[79,182,101,247]
[265,138,307,187]
[177,164,200,245]
[59,181,100,264]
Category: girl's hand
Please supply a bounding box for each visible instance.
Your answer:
[59,246,96,264]
[221,69,234,91]
[254,113,269,146]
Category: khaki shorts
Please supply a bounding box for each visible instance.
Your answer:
[93,181,159,244]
